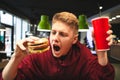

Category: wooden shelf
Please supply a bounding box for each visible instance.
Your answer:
[37,29,51,32]
[78,29,88,32]
[0,51,13,54]
[37,29,88,32]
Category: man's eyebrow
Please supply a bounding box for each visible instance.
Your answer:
[59,31,68,35]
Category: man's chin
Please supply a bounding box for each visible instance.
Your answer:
[52,52,61,58]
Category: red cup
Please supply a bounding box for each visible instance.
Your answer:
[91,17,110,51]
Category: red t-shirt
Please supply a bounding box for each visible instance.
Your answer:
[1,41,115,80]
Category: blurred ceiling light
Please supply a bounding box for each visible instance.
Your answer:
[112,17,116,20]
[116,15,120,18]
[99,6,103,10]
[109,19,112,22]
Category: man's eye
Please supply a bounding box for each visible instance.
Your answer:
[60,33,67,37]
[51,31,56,35]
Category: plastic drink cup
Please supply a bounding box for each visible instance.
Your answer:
[91,17,110,51]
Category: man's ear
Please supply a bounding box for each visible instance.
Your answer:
[72,34,78,44]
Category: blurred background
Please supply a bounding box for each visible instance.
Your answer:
[0,0,120,80]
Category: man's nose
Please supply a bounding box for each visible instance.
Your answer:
[53,33,59,42]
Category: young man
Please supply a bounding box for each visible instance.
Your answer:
[1,12,115,80]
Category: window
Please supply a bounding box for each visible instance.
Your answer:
[22,20,29,39]
[1,11,13,26]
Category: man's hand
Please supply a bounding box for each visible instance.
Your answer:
[2,36,41,80]
[92,30,116,66]
[13,36,40,59]
[106,30,116,46]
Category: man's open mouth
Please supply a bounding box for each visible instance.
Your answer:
[53,44,60,51]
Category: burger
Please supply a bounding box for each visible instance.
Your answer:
[27,38,50,54]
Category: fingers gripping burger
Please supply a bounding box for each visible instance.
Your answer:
[28,38,50,54]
